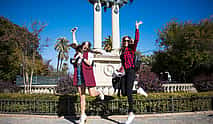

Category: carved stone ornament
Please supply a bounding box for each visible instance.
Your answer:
[104,64,115,76]
[114,6,118,14]
[95,4,101,12]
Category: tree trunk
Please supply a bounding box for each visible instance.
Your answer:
[57,52,61,72]
[29,50,35,94]
[29,70,34,94]
[59,58,63,72]
[22,66,26,93]
[22,53,27,94]
[25,71,29,93]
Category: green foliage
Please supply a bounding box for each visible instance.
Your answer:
[153,16,213,82]
[0,92,212,115]
[0,93,59,100]
[0,17,27,80]
[0,91,212,101]
[102,35,112,52]
[141,55,153,65]
[0,17,52,81]
[54,37,70,72]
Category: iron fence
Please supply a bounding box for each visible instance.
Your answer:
[0,96,212,115]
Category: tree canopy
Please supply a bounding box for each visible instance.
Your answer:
[152,16,213,82]
[0,17,51,81]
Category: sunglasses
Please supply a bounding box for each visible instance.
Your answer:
[123,40,130,42]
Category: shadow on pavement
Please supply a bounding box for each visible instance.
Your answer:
[58,95,125,124]
[57,95,78,116]
[208,114,213,118]
[63,116,79,124]
[101,115,124,124]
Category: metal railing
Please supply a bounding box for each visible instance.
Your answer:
[0,96,212,115]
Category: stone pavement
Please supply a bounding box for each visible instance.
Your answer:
[0,111,213,124]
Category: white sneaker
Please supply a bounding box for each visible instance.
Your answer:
[138,87,148,97]
[98,89,104,100]
[125,112,135,124]
[79,114,87,124]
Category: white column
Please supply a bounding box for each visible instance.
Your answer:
[93,2,102,49]
[112,4,120,53]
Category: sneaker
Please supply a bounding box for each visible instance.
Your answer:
[79,113,87,124]
[98,89,104,100]
[138,87,148,97]
[125,112,135,124]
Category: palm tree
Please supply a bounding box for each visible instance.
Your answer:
[102,35,112,52]
[54,37,70,72]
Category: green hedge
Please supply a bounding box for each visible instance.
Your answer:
[1,91,213,100]
[0,92,212,115]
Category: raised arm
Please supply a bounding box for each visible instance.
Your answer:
[71,27,78,45]
[133,21,143,51]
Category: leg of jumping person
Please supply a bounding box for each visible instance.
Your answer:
[88,87,104,100]
[78,86,87,124]
[125,69,136,124]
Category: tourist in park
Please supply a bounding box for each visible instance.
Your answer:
[70,27,104,124]
[120,20,143,124]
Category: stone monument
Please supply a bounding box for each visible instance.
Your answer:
[88,0,131,95]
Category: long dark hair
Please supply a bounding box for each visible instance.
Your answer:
[82,41,101,54]
[82,41,92,52]
[120,35,134,54]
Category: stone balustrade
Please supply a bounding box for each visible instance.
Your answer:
[162,83,197,93]
[17,83,198,95]
[84,86,114,96]
[17,85,56,94]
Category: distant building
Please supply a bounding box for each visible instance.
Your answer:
[16,75,58,94]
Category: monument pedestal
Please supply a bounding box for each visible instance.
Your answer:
[93,54,121,95]
[87,0,131,95]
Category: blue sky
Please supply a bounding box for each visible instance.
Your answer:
[0,0,212,72]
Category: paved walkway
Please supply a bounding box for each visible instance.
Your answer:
[0,111,213,124]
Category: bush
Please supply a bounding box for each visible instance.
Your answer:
[0,93,58,100]
[1,91,213,101]
[137,65,163,92]
[0,80,20,93]
[55,75,77,94]
[194,80,213,92]
[0,92,212,115]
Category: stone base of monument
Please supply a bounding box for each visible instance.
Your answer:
[84,53,141,96]
[92,54,121,96]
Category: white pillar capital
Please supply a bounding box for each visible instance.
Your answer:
[93,2,102,50]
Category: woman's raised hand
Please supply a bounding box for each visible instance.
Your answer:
[136,21,143,29]
[71,27,78,32]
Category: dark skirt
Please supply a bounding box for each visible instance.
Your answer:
[76,64,85,86]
